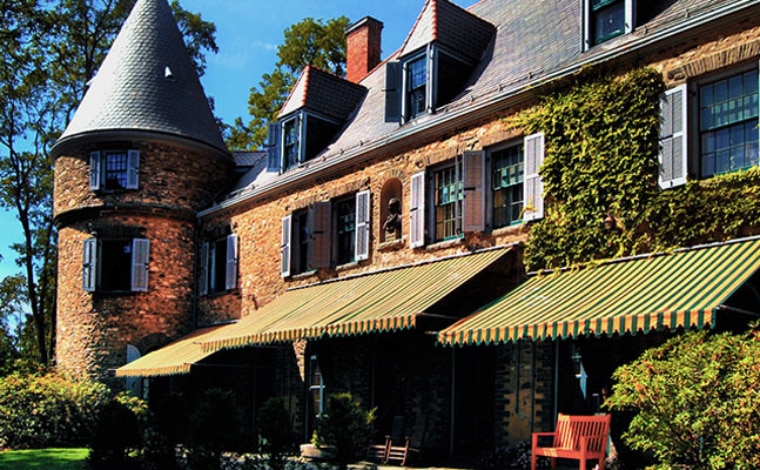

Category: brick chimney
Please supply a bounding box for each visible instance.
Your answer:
[346,16,383,84]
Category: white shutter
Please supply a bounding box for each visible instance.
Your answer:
[308,202,331,269]
[225,234,238,291]
[355,190,371,261]
[89,151,101,190]
[126,150,140,189]
[410,172,426,248]
[199,242,209,295]
[131,238,150,292]
[462,151,486,232]
[82,237,98,292]
[625,0,635,35]
[523,133,545,222]
[659,84,688,189]
[281,215,292,277]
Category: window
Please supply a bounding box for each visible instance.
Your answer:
[659,66,759,189]
[82,237,149,292]
[281,191,370,277]
[199,234,238,296]
[406,56,427,119]
[584,0,634,48]
[386,45,475,123]
[433,161,464,242]
[266,112,342,173]
[409,134,544,248]
[89,150,139,191]
[491,144,525,228]
[698,70,759,177]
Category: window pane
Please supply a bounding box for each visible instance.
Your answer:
[104,152,128,190]
[406,57,427,118]
[593,1,625,44]
[99,239,132,291]
[336,198,356,265]
[434,163,462,241]
[492,145,524,228]
[699,69,759,177]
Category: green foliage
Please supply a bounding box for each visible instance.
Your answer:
[258,397,297,470]
[314,392,376,470]
[0,371,111,449]
[511,68,664,270]
[605,331,760,469]
[228,16,349,150]
[513,67,760,270]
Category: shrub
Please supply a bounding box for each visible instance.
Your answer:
[605,330,760,469]
[0,371,111,449]
[259,397,297,470]
[87,393,148,469]
[186,388,246,470]
[313,392,375,470]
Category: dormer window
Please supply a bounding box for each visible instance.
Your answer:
[387,44,475,124]
[266,110,342,173]
[406,55,428,119]
[584,0,634,48]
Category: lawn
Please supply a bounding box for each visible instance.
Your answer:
[0,448,88,470]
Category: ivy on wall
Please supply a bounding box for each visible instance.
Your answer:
[509,67,760,271]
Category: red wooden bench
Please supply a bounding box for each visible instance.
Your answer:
[531,413,611,470]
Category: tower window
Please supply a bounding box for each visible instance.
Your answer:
[89,149,140,191]
[82,237,149,292]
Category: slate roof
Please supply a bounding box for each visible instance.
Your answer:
[278,65,368,121]
[210,0,759,210]
[398,0,495,61]
[54,0,228,156]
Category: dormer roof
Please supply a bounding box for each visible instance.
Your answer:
[398,0,495,60]
[53,0,228,157]
[278,65,367,121]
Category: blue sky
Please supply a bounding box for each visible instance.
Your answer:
[0,0,479,282]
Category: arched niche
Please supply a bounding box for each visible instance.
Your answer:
[380,178,403,243]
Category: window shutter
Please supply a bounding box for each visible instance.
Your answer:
[659,84,688,189]
[523,133,545,222]
[131,238,150,292]
[462,151,486,232]
[126,150,140,189]
[89,151,101,190]
[410,171,426,248]
[355,190,371,261]
[281,215,292,277]
[625,0,635,34]
[82,237,98,292]
[267,122,281,171]
[199,242,209,295]
[308,202,331,269]
[384,61,401,123]
[225,234,238,291]
[125,345,142,397]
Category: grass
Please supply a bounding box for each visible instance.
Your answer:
[0,448,89,470]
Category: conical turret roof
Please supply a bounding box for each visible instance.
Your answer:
[54,0,228,155]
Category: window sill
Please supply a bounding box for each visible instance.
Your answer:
[491,223,525,237]
[201,289,237,299]
[336,261,359,272]
[378,237,406,252]
[425,237,465,251]
[290,270,317,281]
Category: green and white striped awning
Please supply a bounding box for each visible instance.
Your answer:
[201,247,512,353]
[438,238,760,346]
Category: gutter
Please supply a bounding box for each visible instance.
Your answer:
[199,0,760,219]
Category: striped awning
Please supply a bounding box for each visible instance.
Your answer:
[201,247,512,353]
[114,325,226,377]
[438,238,760,346]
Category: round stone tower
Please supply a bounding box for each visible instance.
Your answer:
[52,0,233,382]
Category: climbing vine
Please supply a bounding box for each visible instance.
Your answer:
[509,67,760,270]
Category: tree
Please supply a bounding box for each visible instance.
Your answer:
[0,0,217,367]
[227,16,349,150]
